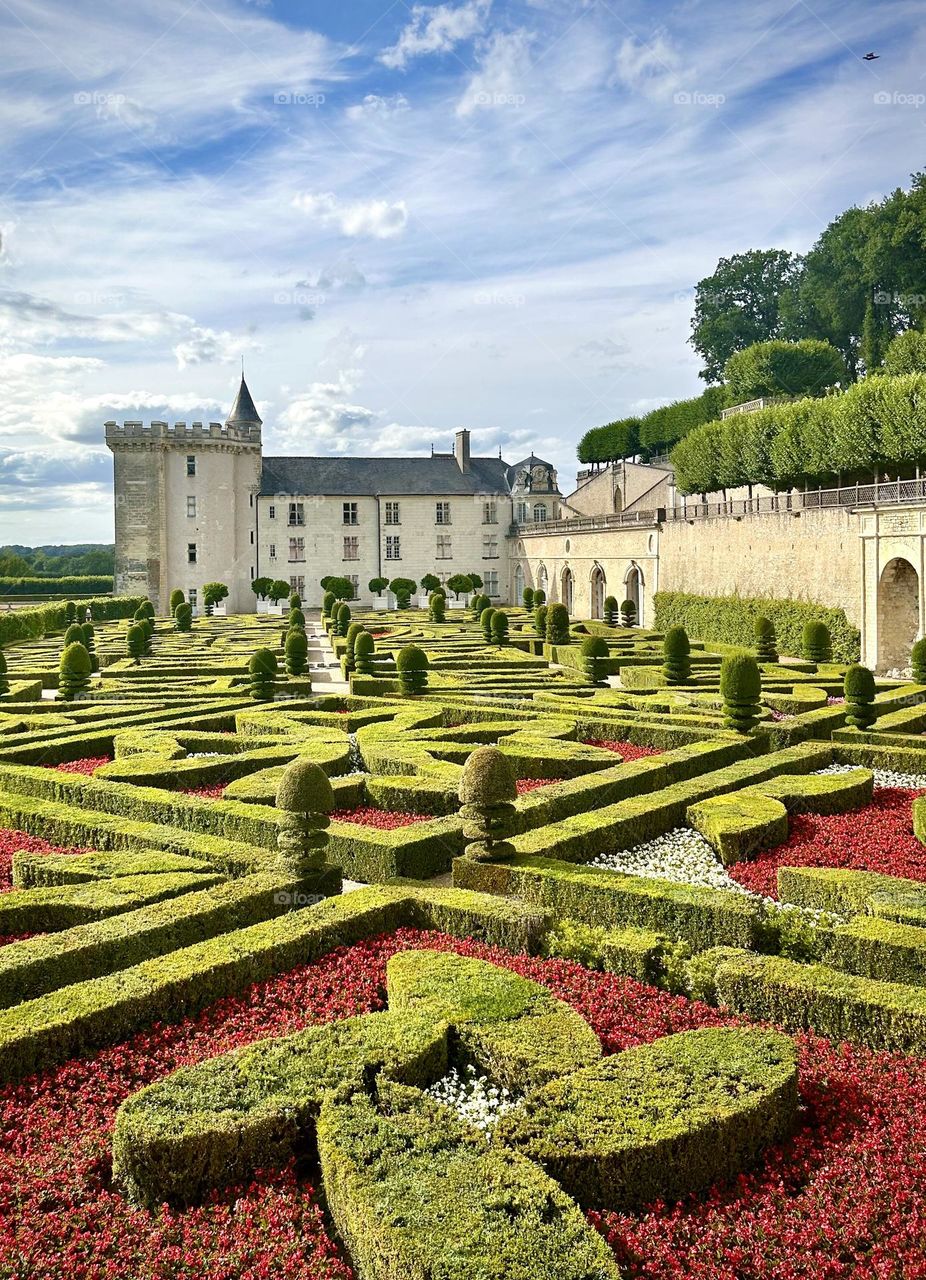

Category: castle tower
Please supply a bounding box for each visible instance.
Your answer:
[106,376,263,614]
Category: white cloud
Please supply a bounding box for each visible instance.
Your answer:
[291,192,409,239]
[457,29,533,116]
[345,93,411,120]
[172,326,259,370]
[613,31,681,100]
[380,0,491,70]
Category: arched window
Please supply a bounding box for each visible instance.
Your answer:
[514,563,524,603]
[533,503,547,523]
[589,564,606,619]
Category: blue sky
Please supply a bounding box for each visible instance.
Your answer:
[0,0,923,541]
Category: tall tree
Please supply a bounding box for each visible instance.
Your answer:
[689,249,802,383]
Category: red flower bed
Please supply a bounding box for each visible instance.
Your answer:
[729,787,926,898]
[181,784,227,800]
[516,777,563,794]
[330,806,430,829]
[583,739,661,762]
[2,930,926,1279]
[0,828,84,893]
[54,756,112,775]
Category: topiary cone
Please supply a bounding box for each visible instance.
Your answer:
[458,746,517,862]
[844,663,876,730]
[720,652,762,734]
[275,759,334,876]
[662,626,691,685]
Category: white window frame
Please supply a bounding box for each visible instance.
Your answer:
[186,496,196,518]
[435,501,451,525]
[385,535,401,561]
[343,501,359,526]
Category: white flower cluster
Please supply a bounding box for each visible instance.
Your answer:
[424,1064,520,1134]
[188,752,222,758]
[589,827,754,895]
[816,762,926,791]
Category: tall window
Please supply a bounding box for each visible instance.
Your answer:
[289,575,305,595]
[186,455,196,477]
[343,536,359,561]
[347,574,359,596]
[516,502,528,523]
[482,535,498,559]
[186,496,196,518]
[343,502,358,525]
[484,570,499,597]
[269,544,276,560]
[533,503,548,522]
[187,543,197,564]
[288,502,304,526]
[384,501,400,525]
[188,587,198,609]
[435,501,451,525]
[268,504,276,520]
[483,500,497,524]
[436,534,452,560]
[385,535,401,560]
[289,537,305,562]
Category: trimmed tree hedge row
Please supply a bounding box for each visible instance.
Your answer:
[653,591,860,663]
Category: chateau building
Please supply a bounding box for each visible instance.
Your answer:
[106,377,563,613]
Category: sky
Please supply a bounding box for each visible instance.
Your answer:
[0,0,924,543]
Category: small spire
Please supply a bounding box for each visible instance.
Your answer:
[226,374,262,428]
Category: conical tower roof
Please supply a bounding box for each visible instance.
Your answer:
[226,375,262,428]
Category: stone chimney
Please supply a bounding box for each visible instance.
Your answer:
[455,429,471,472]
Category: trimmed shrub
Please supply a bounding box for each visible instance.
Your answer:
[912,637,926,684]
[458,746,517,862]
[534,604,548,638]
[138,601,155,620]
[396,646,429,696]
[420,574,441,594]
[663,626,691,685]
[289,592,301,610]
[174,603,192,632]
[428,592,446,623]
[580,635,610,685]
[481,607,496,643]
[546,604,570,646]
[275,759,334,876]
[81,623,98,672]
[534,589,546,606]
[64,624,85,648]
[322,591,336,619]
[620,599,637,627]
[126,624,146,665]
[354,631,375,676]
[523,587,535,609]
[720,653,762,734]
[389,578,415,609]
[249,648,278,701]
[844,664,876,730]
[269,579,290,604]
[288,607,306,630]
[754,616,778,663]
[491,610,509,646]
[0,653,7,696]
[603,596,618,626]
[368,577,389,596]
[59,642,92,699]
[65,601,77,624]
[343,622,366,675]
[284,629,309,677]
[168,589,185,614]
[335,603,351,637]
[471,593,490,617]
[802,620,832,664]
[653,591,859,664]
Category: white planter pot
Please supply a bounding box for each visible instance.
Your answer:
[212,603,227,617]
[373,595,388,609]
[449,600,467,610]
[417,594,430,609]
[268,602,287,616]
[256,598,270,614]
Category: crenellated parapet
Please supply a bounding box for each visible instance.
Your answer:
[105,420,261,447]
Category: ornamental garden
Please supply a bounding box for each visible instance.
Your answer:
[4,583,926,1279]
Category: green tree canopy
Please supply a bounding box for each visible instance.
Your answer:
[690,249,802,382]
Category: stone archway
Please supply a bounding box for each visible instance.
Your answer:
[590,564,606,619]
[878,557,920,672]
[624,562,644,626]
[561,566,575,614]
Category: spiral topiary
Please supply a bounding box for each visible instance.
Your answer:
[174,602,193,632]
[288,607,306,631]
[275,759,334,877]
[335,602,351,637]
[0,651,8,697]
[470,592,488,618]
[534,604,548,638]
[754,616,778,664]
[284,628,309,676]
[138,600,156,620]
[663,626,691,685]
[546,603,570,646]
[289,592,301,610]
[523,587,535,610]
[59,642,91,699]
[322,591,336,620]
[64,624,85,648]
[491,610,509,646]
[429,591,446,623]
[249,648,278,701]
[802,620,832,664]
[481,606,496,643]
[126,624,146,665]
[620,598,637,627]
[720,652,762,733]
[342,622,366,675]
[64,601,77,625]
[354,630,376,675]
[81,622,98,672]
[458,745,517,862]
[580,635,610,684]
[169,588,185,615]
[396,645,429,696]
[912,637,926,684]
[844,663,876,730]
[603,595,618,626]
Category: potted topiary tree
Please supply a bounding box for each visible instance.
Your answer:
[522,586,535,610]
[251,578,272,614]
[249,648,278,700]
[268,579,290,616]
[419,573,441,608]
[844,664,877,730]
[458,746,517,862]
[754,616,778,664]
[720,652,762,733]
[446,574,474,610]
[59,641,92,700]
[368,577,390,608]
[620,598,637,627]
[203,582,229,617]
[396,645,429,696]
[603,596,619,626]
[580,635,610,684]
[663,626,691,685]
[389,577,416,610]
[802,621,832,665]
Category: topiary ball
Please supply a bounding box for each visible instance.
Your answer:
[60,642,91,674]
[275,758,334,814]
[249,648,278,677]
[802,620,832,663]
[912,637,926,684]
[844,663,875,702]
[289,607,306,630]
[458,745,517,806]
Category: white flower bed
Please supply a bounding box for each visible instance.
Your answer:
[424,1064,520,1134]
[188,752,222,758]
[816,762,926,791]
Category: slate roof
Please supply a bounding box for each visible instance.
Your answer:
[260,454,512,497]
[226,376,262,427]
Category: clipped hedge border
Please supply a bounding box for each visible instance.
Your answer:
[653,591,859,664]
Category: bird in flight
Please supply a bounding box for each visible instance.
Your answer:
[863,52,880,60]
